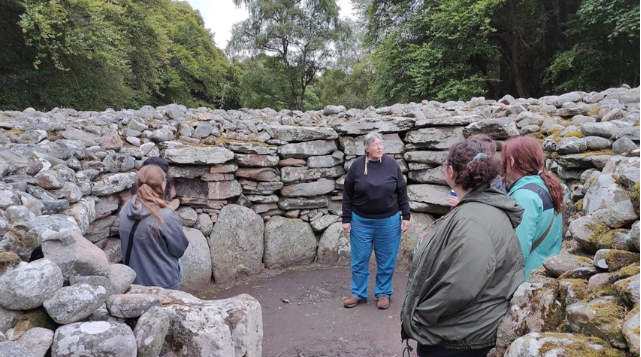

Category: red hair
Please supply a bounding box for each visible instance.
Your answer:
[501,136,565,213]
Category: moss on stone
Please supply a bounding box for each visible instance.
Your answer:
[583,150,615,157]
[575,199,584,212]
[539,340,624,357]
[528,132,546,141]
[605,250,640,271]
[588,222,611,249]
[13,308,57,339]
[631,182,639,215]
[588,107,601,116]
[575,255,594,265]
[565,131,585,138]
[609,264,641,284]
[0,251,21,275]
[585,283,617,301]
[590,300,627,346]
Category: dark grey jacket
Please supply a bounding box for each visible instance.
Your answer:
[119,197,189,290]
[401,184,525,349]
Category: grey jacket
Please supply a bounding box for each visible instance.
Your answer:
[119,197,189,290]
[401,184,525,349]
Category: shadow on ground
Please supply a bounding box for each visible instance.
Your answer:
[197,264,416,357]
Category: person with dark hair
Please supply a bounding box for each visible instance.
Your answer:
[501,136,566,279]
[119,165,189,290]
[401,138,525,357]
[342,131,411,310]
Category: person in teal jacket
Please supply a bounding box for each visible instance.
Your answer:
[501,136,567,279]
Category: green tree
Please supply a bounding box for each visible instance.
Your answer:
[229,0,347,110]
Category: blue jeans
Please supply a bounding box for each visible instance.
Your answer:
[350,212,401,300]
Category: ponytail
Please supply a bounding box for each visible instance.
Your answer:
[539,171,565,213]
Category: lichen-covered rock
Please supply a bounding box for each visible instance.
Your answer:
[277,140,337,159]
[603,250,640,271]
[622,306,640,356]
[16,327,54,357]
[0,259,63,310]
[164,145,234,165]
[583,174,630,215]
[5,308,56,341]
[542,254,593,278]
[0,341,34,357]
[317,222,350,266]
[51,321,137,357]
[107,264,136,295]
[505,332,624,357]
[263,216,317,269]
[106,294,161,318]
[280,179,335,197]
[627,221,640,252]
[43,283,108,324]
[566,296,627,348]
[41,231,110,281]
[91,172,137,196]
[180,227,212,290]
[332,116,416,135]
[559,279,588,305]
[210,205,264,283]
[0,306,22,333]
[405,127,465,150]
[265,125,338,142]
[134,306,169,357]
[614,274,640,306]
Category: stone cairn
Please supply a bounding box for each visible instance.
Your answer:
[0,86,638,357]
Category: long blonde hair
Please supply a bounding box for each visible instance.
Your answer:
[135,165,168,236]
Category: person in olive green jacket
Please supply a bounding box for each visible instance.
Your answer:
[401,138,525,357]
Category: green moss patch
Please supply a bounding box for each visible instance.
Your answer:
[605,250,640,271]
[609,264,641,283]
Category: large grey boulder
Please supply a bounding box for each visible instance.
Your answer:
[51,321,137,357]
[339,133,405,156]
[0,259,63,310]
[106,294,161,318]
[0,341,34,357]
[41,231,110,281]
[332,117,416,135]
[134,306,169,357]
[181,227,212,289]
[398,213,435,267]
[277,140,337,159]
[405,127,465,150]
[407,184,450,215]
[17,327,54,357]
[463,119,520,139]
[43,283,108,324]
[605,199,638,228]
[280,179,335,197]
[403,151,448,165]
[505,332,621,357]
[107,264,136,295]
[210,205,264,283]
[488,282,559,357]
[91,172,137,196]
[566,296,626,348]
[583,174,629,215]
[542,253,593,277]
[317,222,350,266]
[407,167,446,185]
[580,122,619,139]
[263,216,317,269]
[556,137,587,154]
[265,125,338,142]
[626,221,640,252]
[164,145,234,164]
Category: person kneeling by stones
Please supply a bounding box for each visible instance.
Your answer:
[119,165,189,290]
[401,138,525,357]
[342,131,411,310]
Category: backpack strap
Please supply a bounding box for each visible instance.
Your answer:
[530,215,554,253]
[124,220,141,266]
[514,183,555,254]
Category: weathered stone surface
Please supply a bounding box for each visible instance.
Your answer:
[614,274,640,306]
[263,216,316,268]
[207,180,242,200]
[586,273,610,293]
[605,200,639,228]
[542,254,593,277]
[224,142,277,155]
[91,172,137,196]
[210,205,264,283]
[266,125,338,142]
[43,283,108,324]
[280,179,335,197]
[407,184,450,214]
[234,154,280,167]
[566,296,626,348]
[397,213,435,267]
[41,231,110,281]
[583,174,630,215]
[0,341,34,357]
[405,127,465,150]
[176,206,198,227]
[194,213,213,236]
[51,321,137,357]
[403,151,447,164]
[281,166,345,183]
[106,294,161,318]
[504,332,622,357]
[585,136,613,151]
[557,137,587,154]
[234,167,280,181]
[333,117,416,135]
[622,307,640,356]
[63,197,96,235]
[463,119,520,139]
[36,169,64,189]
[0,259,63,310]
[181,227,212,289]
[415,115,480,127]
[277,140,337,159]
[626,221,640,252]
[85,216,118,243]
[16,327,54,357]
[489,282,560,357]
[613,137,638,154]
[407,166,446,185]
[580,122,619,139]
[164,145,234,165]
[107,264,136,295]
[278,197,328,210]
[317,222,350,266]
[133,306,169,357]
[0,306,22,333]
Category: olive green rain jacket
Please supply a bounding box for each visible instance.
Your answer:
[401,183,525,349]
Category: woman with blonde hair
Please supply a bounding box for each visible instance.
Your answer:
[119,165,189,290]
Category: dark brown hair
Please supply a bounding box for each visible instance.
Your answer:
[501,136,565,213]
[446,138,500,190]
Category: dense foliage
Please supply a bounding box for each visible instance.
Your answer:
[0,0,638,111]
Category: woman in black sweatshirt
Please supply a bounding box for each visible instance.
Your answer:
[342,131,411,310]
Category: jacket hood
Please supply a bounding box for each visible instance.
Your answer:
[125,197,153,221]
[459,183,524,229]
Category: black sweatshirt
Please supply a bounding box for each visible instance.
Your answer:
[342,155,411,223]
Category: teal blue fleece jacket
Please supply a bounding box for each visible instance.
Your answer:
[508,175,563,279]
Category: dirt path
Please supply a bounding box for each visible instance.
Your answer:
[198,265,416,357]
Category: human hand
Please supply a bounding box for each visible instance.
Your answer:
[401,220,410,233]
[342,223,351,233]
[448,195,459,207]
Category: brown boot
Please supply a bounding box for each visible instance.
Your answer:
[377,297,390,310]
[343,296,366,308]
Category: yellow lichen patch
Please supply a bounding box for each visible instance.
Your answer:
[0,128,24,136]
[585,284,617,302]
[574,255,594,265]
[609,263,640,283]
[539,340,624,357]
[528,132,546,141]
[590,300,627,346]
[575,199,584,212]
[631,182,639,215]
[583,150,615,157]
[564,131,585,138]
[605,250,641,271]
[588,107,601,116]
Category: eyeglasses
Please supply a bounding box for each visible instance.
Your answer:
[369,143,384,148]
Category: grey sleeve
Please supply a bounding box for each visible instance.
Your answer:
[160,211,190,259]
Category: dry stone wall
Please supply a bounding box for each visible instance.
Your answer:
[0,85,639,357]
